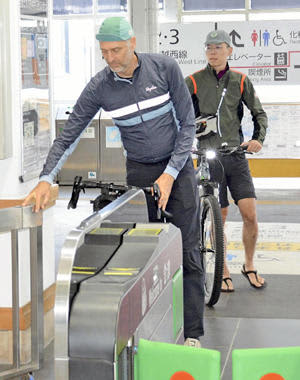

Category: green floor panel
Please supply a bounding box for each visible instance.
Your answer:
[232,346,300,380]
[134,338,220,380]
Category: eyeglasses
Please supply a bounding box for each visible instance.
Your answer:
[205,45,228,53]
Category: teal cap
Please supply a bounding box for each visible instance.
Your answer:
[96,17,134,42]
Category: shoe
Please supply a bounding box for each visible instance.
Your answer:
[241,264,267,289]
[184,338,201,348]
[221,277,235,293]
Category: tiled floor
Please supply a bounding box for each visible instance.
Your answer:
[12,179,300,379]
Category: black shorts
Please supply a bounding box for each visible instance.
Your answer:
[211,154,256,208]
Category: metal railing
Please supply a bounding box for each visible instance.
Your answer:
[0,205,45,379]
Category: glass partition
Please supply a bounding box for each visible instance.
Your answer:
[53,0,93,15]
[52,19,95,104]
[21,0,47,17]
[183,0,245,11]
[97,0,127,13]
[20,15,51,181]
[251,0,300,9]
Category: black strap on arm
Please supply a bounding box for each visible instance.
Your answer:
[223,71,230,91]
[191,93,201,118]
[216,71,231,137]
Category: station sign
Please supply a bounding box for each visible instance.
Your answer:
[159,20,300,85]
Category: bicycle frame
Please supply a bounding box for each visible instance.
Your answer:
[195,150,220,197]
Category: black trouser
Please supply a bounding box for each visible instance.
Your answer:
[126,155,205,338]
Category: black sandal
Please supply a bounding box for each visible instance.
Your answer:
[241,264,267,289]
[221,277,235,293]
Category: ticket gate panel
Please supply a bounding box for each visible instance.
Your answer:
[69,232,160,360]
[67,224,182,380]
[133,267,184,345]
[55,189,148,380]
[69,358,113,380]
[133,281,175,343]
[55,189,184,380]
[69,289,122,360]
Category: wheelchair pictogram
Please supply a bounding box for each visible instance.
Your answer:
[273,29,287,46]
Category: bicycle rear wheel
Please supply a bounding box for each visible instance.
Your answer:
[200,194,224,306]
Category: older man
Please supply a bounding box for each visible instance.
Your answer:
[24,17,204,347]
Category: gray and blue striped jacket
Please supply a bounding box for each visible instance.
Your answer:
[40,52,196,184]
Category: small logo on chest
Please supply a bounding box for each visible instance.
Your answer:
[145,85,157,92]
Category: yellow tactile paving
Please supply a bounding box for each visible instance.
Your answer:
[227,242,300,251]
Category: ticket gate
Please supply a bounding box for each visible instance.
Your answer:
[55,189,184,380]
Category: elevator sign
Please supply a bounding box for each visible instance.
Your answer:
[159,20,300,85]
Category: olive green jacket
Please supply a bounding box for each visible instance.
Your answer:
[185,64,268,148]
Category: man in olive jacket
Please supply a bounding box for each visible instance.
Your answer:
[186,29,268,292]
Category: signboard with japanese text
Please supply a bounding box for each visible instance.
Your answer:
[159,20,300,85]
[242,103,300,159]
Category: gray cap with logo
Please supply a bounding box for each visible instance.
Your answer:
[205,30,232,46]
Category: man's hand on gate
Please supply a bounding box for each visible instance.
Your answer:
[22,181,51,213]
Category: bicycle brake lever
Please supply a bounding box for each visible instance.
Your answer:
[152,183,173,220]
[152,183,161,219]
[240,145,253,154]
[161,209,173,219]
[152,183,161,198]
[68,176,83,209]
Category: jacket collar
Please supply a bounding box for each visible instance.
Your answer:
[207,62,230,79]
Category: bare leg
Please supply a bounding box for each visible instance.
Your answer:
[238,198,265,287]
[221,206,234,291]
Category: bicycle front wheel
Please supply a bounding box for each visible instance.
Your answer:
[200,195,224,307]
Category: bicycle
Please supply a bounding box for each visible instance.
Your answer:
[192,143,250,306]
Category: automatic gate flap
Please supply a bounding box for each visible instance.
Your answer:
[84,241,157,285]
[85,227,163,285]
[74,227,126,268]
[69,226,130,303]
[134,338,221,380]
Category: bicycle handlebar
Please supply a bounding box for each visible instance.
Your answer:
[68,176,136,210]
[192,144,252,157]
[67,176,173,220]
[219,144,252,155]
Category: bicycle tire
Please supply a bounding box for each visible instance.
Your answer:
[200,194,224,306]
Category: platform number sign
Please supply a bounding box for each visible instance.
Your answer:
[159,28,179,45]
